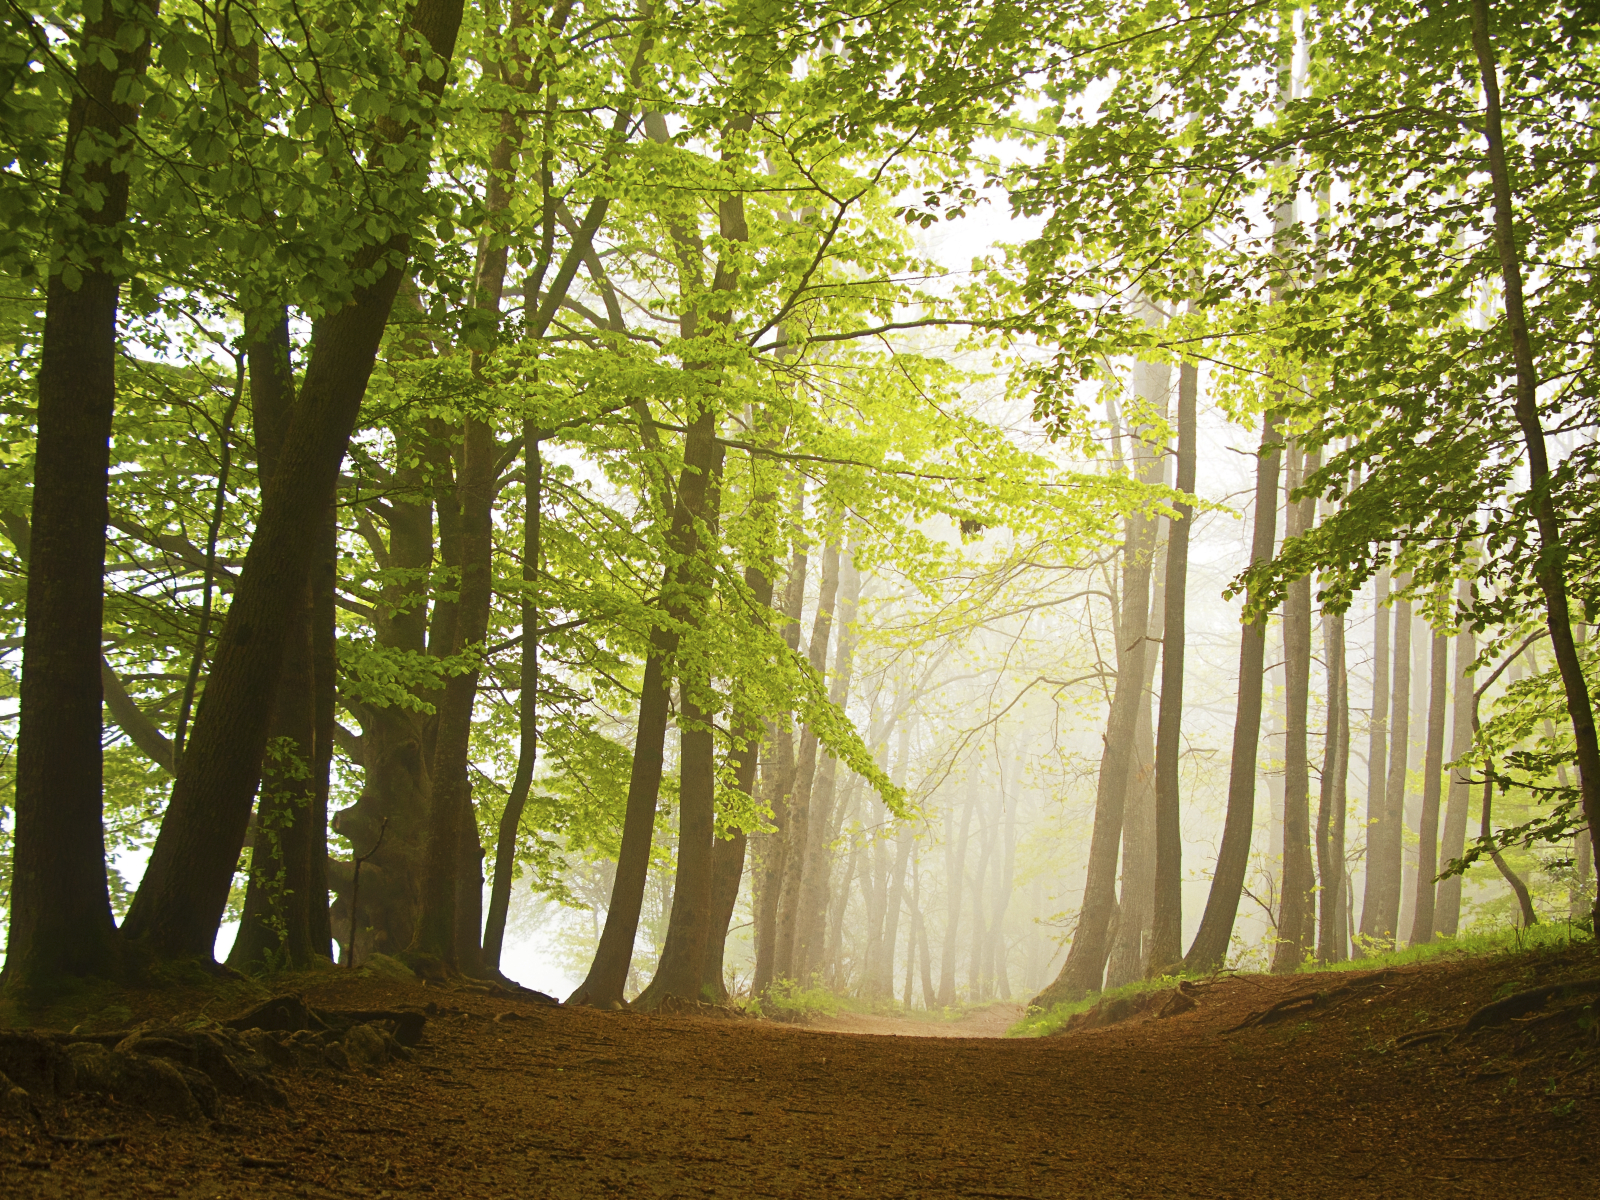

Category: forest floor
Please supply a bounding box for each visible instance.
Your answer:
[4,938,1600,1199]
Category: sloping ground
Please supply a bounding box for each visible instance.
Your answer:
[3,941,1598,1199]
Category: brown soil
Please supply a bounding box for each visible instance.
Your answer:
[4,942,1599,1198]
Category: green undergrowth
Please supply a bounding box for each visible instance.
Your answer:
[1303,920,1591,975]
[744,983,1016,1025]
[1007,975,1179,1039]
[1006,923,1595,1040]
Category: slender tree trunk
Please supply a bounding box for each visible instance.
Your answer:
[1356,568,1391,952]
[122,0,467,961]
[567,408,722,1007]
[1150,355,1197,974]
[1434,584,1475,938]
[1408,632,1450,944]
[1109,505,1165,988]
[1183,415,1282,973]
[774,537,842,982]
[876,826,914,997]
[1315,602,1348,963]
[938,782,976,1007]
[1044,393,1161,999]
[5,0,157,993]
[1471,0,1600,926]
[1273,442,1317,973]
[483,435,540,974]
[796,547,860,980]
[308,496,337,959]
[968,809,995,1001]
[916,886,936,1009]
[1369,581,1412,946]
[752,541,806,993]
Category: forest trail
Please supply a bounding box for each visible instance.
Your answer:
[4,943,1597,1199]
[798,1003,1024,1038]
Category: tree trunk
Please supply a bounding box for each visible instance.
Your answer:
[1434,582,1475,938]
[938,782,976,1007]
[752,540,807,993]
[1150,355,1198,975]
[5,0,156,994]
[566,407,722,1007]
[1315,601,1348,964]
[122,0,468,962]
[1273,442,1317,973]
[795,547,861,981]
[412,413,497,970]
[1408,631,1450,945]
[483,434,540,974]
[1042,392,1161,1000]
[1356,568,1391,953]
[1109,502,1165,988]
[1368,580,1412,947]
[1182,415,1282,973]
[774,537,842,983]
[308,497,337,959]
[1471,0,1600,929]
[968,809,995,1001]
[701,557,776,1002]
[227,574,318,972]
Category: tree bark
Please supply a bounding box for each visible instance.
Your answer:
[1356,567,1391,952]
[1434,582,1475,938]
[566,407,722,1007]
[1315,601,1348,963]
[938,781,976,1007]
[483,435,540,974]
[1043,390,1161,999]
[796,547,860,981]
[1409,631,1450,945]
[774,537,842,982]
[1183,415,1282,973]
[5,0,157,993]
[1368,580,1412,947]
[1150,356,1197,975]
[752,539,806,993]
[1273,442,1317,973]
[1470,0,1600,928]
[122,0,467,962]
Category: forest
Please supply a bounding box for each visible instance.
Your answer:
[1,0,1599,1076]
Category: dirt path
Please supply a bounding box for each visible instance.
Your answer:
[799,1002,1023,1038]
[4,948,1597,1198]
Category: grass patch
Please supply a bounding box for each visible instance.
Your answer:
[746,981,865,1021]
[1303,920,1591,975]
[1005,975,1179,1039]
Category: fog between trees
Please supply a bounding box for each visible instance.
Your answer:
[0,0,1595,1014]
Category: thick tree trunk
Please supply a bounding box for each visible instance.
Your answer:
[1150,356,1197,975]
[1183,416,1282,973]
[122,0,467,962]
[412,414,496,969]
[1408,632,1449,945]
[1434,586,1475,938]
[1273,443,1317,973]
[5,0,156,994]
[1472,0,1600,928]
[1356,568,1391,952]
[228,574,318,972]
[700,556,776,1002]
[308,499,337,959]
[1367,582,1412,947]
